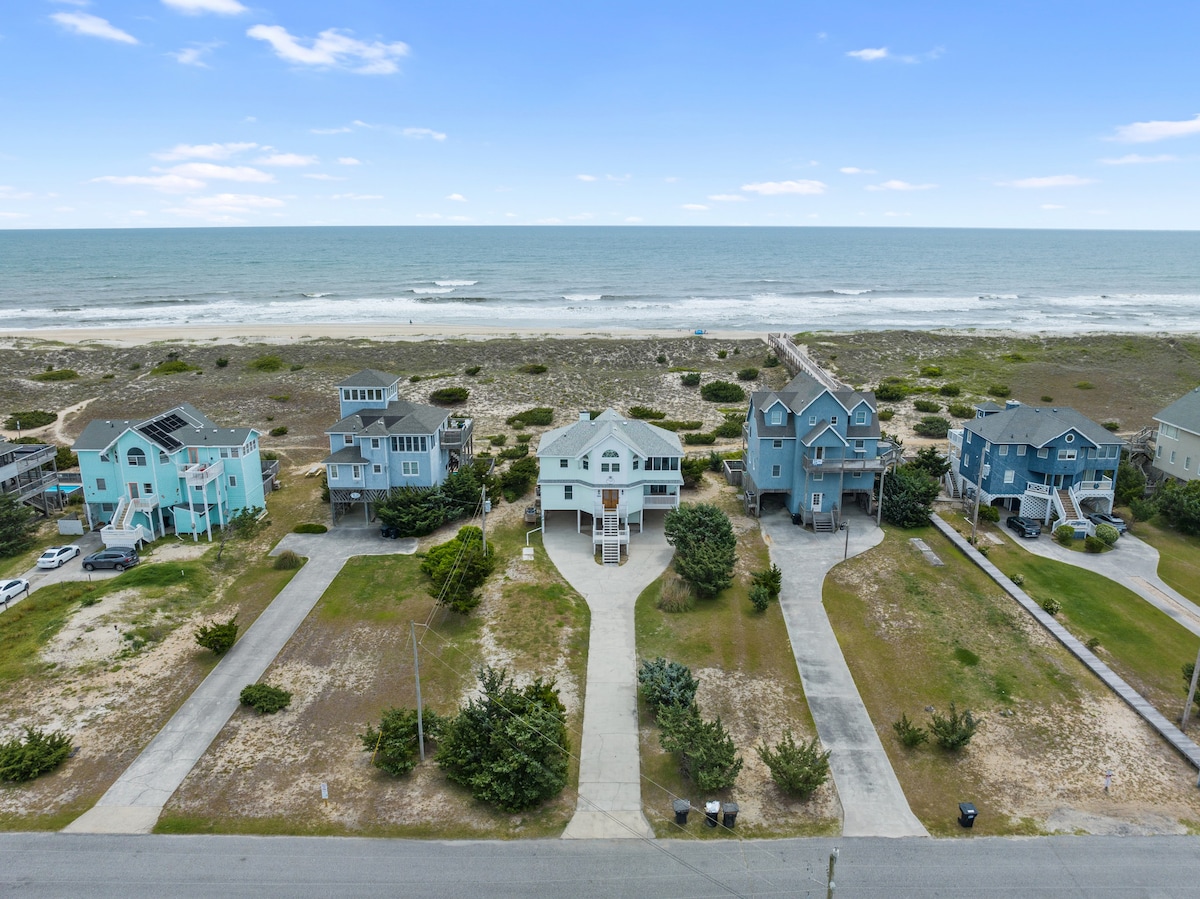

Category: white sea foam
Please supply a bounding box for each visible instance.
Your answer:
[562,294,603,301]
[434,280,477,287]
[410,287,456,295]
[302,292,333,298]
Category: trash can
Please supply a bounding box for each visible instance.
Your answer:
[673,799,691,826]
[958,802,977,828]
[704,800,720,828]
[722,803,739,829]
[791,512,803,526]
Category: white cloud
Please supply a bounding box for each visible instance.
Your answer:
[1099,153,1177,165]
[606,174,631,182]
[165,163,274,182]
[0,212,29,220]
[92,173,205,193]
[1040,204,1065,210]
[337,157,361,165]
[839,166,876,175]
[247,25,409,75]
[663,176,680,183]
[51,12,138,44]
[625,216,643,223]
[681,204,709,211]
[1109,113,1200,143]
[162,0,247,14]
[331,193,382,201]
[256,153,318,167]
[303,173,346,181]
[1002,174,1095,188]
[311,126,352,135]
[707,194,746,202]
[865,179,937,191]
[847,47,888,61]
[741,179,827,196]
[403,127,446,141]
[446,193,466,202]
[188,193,285,210]
[170,43,221,67]
[154,142,257,161]
[576,174,598,182]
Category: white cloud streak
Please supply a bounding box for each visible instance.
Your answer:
[865,179,937,191]
[51,12,138,44]
[165,163,274,182]
[741,179,827,196]
[92,174,206,193]
[162,0,247,14]
[1099,153,1177,165]
[403,127,446,141]
[246,25,409,75]
[1109,113,1200,143]
[847,47,887,61]
[707,194,746,202]
[337,157,361,165]
[446,193,467,202]
[576,174,597,182]
[170,43,221,67]
[154,142,257,161]
[681,204,709,211]
[839,166,876,174]
[256,153,318,167]
[1002,174,1096,188]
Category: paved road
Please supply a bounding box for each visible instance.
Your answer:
[761,508,929,839]
[543,511,674,839]
[62,526,417,835]
[4,832,1200,897]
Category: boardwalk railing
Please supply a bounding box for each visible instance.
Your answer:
[768,333,843,390]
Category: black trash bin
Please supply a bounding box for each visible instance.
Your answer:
[958,802,977,828]
[704,800,720,828]
[722,803,739,829]
[791,512,803,526]
[673,799,690,826]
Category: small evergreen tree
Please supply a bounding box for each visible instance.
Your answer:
[892,713,928,748]
[881,466,941,528]
[1114,459,1147,506]
[239,684,292,714]
[0,491,36,558]
[928,702,979,750]
[421,526,495,614]
[658,705,743,791]
[757,729,831,798]
[0,727,72,782]
[361,707,443,777]
[907,445,951,480]
[195,616,239,655]
[638,658,699,716]
[663,503,737,597]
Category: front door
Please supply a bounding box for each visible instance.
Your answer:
[602,489,620,510]
[127,482,139,499]
[812,492,823,512]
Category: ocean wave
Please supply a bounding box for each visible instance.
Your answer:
[410,287,456,295]
[434,280,478,287]
[302,292,334,298]
[414,295,491,304]
[562,293,604,301]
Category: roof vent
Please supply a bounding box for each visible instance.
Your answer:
[579,411,590,422]
[1005,399,1021,410]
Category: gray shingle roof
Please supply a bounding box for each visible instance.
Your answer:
[963,405,1121,448]
[326,400,448,437]
[323,447,369,464]
[337,369,400,388]
[1154,386,1200,435]
[73,403,254,452]
[537,409,683,458]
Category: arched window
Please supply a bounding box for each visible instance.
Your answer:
[602,450,619,458]
[127,448,147,467]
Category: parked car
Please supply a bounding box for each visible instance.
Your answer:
[1006,515,1042,538]
[82,547,140,572]
[36,545,81,569]
[1,578,30,606]
[1087,512,1128,535]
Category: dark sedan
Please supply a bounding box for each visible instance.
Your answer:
[1006,515,1042,538]
[82,547,140,571]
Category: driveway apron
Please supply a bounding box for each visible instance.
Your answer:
[760,508,928,838]
[63,527,416,834]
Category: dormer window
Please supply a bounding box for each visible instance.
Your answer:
[855,410,867,425]
[127,448,146,467]
[344,434,354,446]
[770,408,783,426]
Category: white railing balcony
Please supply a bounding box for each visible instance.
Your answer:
[801,455,886,473]
[1075,478,1114,494]
[100,523,152,548]
[178,459,225,486]
[130,496,159,514]
[948,429,964,451]
[591,527,630,546]
[441,419,474,449]
[1025,483,1052,497]
[643,494,680,509]
[593,502,627,519]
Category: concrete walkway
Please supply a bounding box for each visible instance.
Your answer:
[932,514,1200,769]
[760,508,929,838]
[542,512,674,840]
[63,527,417,834]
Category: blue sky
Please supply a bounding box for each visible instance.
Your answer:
[2,0,1198,229]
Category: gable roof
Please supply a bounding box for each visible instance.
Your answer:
[1154,386,1200,435]
[338,369,400,389]
[73,403,257,453]
[963,405,1119,448]
[748,371,880,439]
[537,409,683,459]
[326,399,448,437]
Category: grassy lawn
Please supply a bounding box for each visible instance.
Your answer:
[986,535,1200,725]
[1128,514,1200,607]
[635,488,837,838]
[824,523,1114,836]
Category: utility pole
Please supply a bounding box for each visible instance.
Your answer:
[481,484,487,554]
[411,621,425,762]
[1182,643,1200,732]
[826,847,838,899]
[842,521,850,560]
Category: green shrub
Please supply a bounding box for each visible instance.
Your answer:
[919,365,942,377]
[248,355,284,372]
[239,684,292,714]
[657,574,695,612]
[680,456,708,487]
[195,617,239,655]
[1094,523,1119,545]
[757,730,830,798]
[1086,636,1101,651]
[763,354,780,368]
[874,379,908,401]
[422,526,495,614]
[627,406,666,420]
[268,394,290,403]
[878,408,895,421]
[0,727,72,782]
[430,387,469,405]
[717,349,727,359]
[881,465,941,528]
[1084,534,1106,553]
[655,353,667,364]
[658,705,743,791]
[465,365,481,376]
[506,407,553,427]
[913,416,950,438]
[516,433,532,443]
[713,416,743,438]
[892,714,928,748]
[736,367,759,381]
[680,372,701,387]
[1102,421,1121,432]
[913,399,941,413]
[664,503,736,597]
[948,403,974,419]
[1075,381,1095,390]
[683,432,716,445]
[128,361,142,370]
[1041,395,1053,402]
[928,702,979,751]
[1040,597,1062,615]
[1054,524,1076,545]
[708,451,724,472]
[4,410,56,429]
[700,381,745,403]
[152,359,200,375]
[487,434,507,447]
[215,357,229,368]
[500,456,538,502]
[938,383,961,396]
[1129,497,1157,521]
[638,657,699,715]
[292,523,327,535]
[409,375,422,383]
[498,444,529,460]
[749,584,771,612]
[1010,573,1025,587]
[290,364,303,371]
[751,564,782,599]
[269,426,288,437]
[31,369,78,382]
[656,419,704,431]
[519,363,548,374]
[987,384,1011,398]
[362,707,443,778]
[273,550,304,570]
[978,504,1000,523]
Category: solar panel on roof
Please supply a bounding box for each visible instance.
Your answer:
[137,412,189,451]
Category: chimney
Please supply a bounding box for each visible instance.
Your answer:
[579,411,590,422]
[1005,399,1021,410]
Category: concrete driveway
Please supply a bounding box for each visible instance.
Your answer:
[761,507,928,838]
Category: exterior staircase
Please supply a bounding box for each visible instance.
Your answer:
[1057,488,1080,521]
[812,511,837,533]
[601,511,621,564]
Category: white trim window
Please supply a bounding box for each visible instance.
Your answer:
[228,475,238,487]
[373,464,382,474]
[771,464,781,478]
[1037,448,1049,459]
[770,408,783,425]
[773,439,783,448]
[1017,445,1027,456]
[401,461,420,476]
[1004,470,1015,484]
[1058,449,1077,461]
[564,485,573,500]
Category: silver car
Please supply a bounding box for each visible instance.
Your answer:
[37,545,81,569]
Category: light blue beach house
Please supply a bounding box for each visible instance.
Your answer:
[947,400,1121,526]
[535,409,683,563]
[73,404,268,545]
[742,371,896,529]
[324,369,474,522]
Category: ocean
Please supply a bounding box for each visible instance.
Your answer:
[1,226,1198,334]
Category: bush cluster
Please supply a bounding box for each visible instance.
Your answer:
[749,564,782,612]
[913,399,941,413]
[655,419,704,432]
[195,617,239,655]
[248,355,284,372]
[1054,524,1076,545]
[657,573,695,612]
[948,403,975,419]
[497,444,529,460]
[627,406,666,420]
[4,410,56,429]
[987,384,1011,398]
[874,378,908,401]
[680,372,701,387]
[376,464,494,537]
[1084,534,1106,553]
[361,707,444,777]
[0,727,72,782]
[500,456,538,502]
[421,526,495,613]
[273,549,304,570]
[429,386,469,405]
[519,363,548,374]
[31,369,77,382]
[877,408,895,421]
[913,416,950,438]
[757,730,830,799]
[1093,523,1119,546]
[638,658,699,714]
[1040,597,1062,615]
[736,367,759,381]
[938,383,962,396]
[700,381,745,403]
[506,407,554,427]
[240,684,292,714]
[664,504,737,597]
[292,523,327,534]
